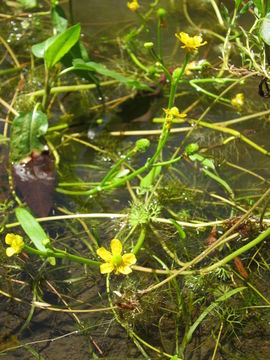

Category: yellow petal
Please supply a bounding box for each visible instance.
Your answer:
[6,247,16,257]
[111,239,122,256]
[100,263,114,274]
[96,247,112,262]
[117,265,132,275]
[5,233,15,245]
[122,253,137,266]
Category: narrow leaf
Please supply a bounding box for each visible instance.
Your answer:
[182,286,247,352]
[169,218,186,239]
[202,168,234,196]
[45,23,81,68]
[15,207,48,252]
[73,59,152,91]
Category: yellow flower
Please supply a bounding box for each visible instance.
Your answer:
[96,239,136,275]
[231,93,244,110]
[163,106,187,120]
[175,32,207,52]
[127,0,140,11]
[5,233,24,257]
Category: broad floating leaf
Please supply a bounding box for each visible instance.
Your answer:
[15,207,49,252]
[10,110,48,163]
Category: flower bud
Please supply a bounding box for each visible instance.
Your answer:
[185,143,199,155]
[157,8,167,19]
[136,138,150,153]
[144,42,154,49]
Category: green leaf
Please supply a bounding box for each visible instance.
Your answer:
[181,287,247,353]
[10,110,48,163]
[111,168,130,181]
[51,5,68,33]
[240,1,253,15]
[45,23,81,68]
[253,0,264,15]
[169,218,186,239]
[188,153,215,170]
[140,166,162,190]
[17,0,37,8]
[32,35,58,58]
[15,207,48,252]
[202,168,234,196]
[73,59,152,91]
[260,13,270,45]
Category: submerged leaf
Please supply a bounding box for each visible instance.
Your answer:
[10,111,48,163]
[169,218,186,239]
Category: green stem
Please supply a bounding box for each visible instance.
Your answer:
[125,45,149,72]
[132,226,147,254]
[26,80,117,98]
[201,227,270,274]
[0,67,22,76]
[100,147,137,187]
[23,245,101,267]
[157,18,162,60]
[41,65,50,111]
[168,52,190,108]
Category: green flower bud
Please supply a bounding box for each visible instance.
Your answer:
[157,8,167,19]
[144,42,154,49]
[136,138,150,153]
[172,67,182,84]
[185,143,199,155]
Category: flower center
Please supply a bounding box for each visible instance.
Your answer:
[112,254,123,266]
